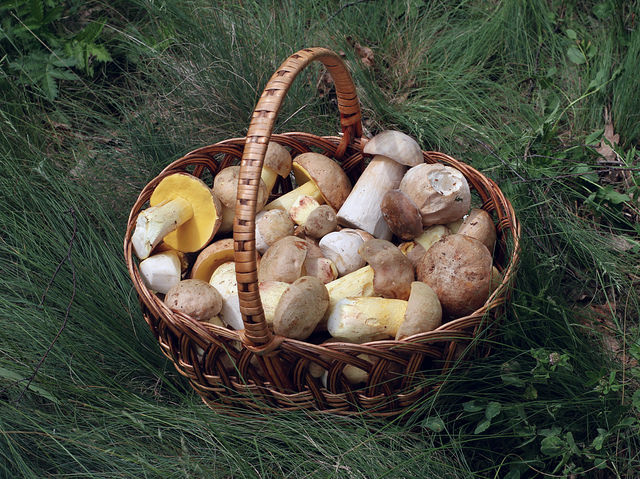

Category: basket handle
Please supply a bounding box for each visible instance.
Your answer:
[234,47,363,351]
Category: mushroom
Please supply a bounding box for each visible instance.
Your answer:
[359,239,414,300]
[273,276,330,340]
[263,153,351,213]
[164,279,223,322]
[399,163,471,227]
[457,208,497,253]
[208,261,243,330]
[319,230,366,277]
[190,238,235,282]
[258,281,290,326]
[337,130,422,240]
[416,234,493,318]
[255,209,295,255]
[395,282,442,340]
[289,196,338,239]
[257,235,308,283]
[318,265,375,330]
[398,225,450,267]
[139,250,182,294]
[326,296,407,343]
[303,240,338,284]
[131,173,222,260]
[213,165,269,233]
[261,142,292,195]
[380,189,423,240]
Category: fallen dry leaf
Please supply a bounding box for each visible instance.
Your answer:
[346,36,374,68]
[596,106,620,164]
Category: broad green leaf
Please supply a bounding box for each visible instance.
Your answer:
[566,29,577,40]
[567,46,586,65]
[597,186,631,205]
[585,128,604,145]
[463,400,484,413]
[540,435,564,456]
[474,418,491,434]
[485,402,501,419]
[593,2,610,19]
[423,417,445,433]
[88,44,112,63]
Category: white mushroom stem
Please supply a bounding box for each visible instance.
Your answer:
[336,156,406,240]
[327,297,407,342]
[209,262,243,330]
[139,251,182,294]
[260,166,280,194]
[263,180,324,212]
[132,198,194,260]
[319,265,375,329]
[259,281,289,326]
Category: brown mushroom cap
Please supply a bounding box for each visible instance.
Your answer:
[380,189,423,240]
[164,279,223,321]
[359,239,414,300]
[292,153,352,211]
[149,173,222,253]
[305,204,338,239]
[416,234,492,318]
[399,163,471,226]
[213,165,268,210]
[457,208,497,253]
[255,209,295,254]
[257,235,308,283]
[273,276,329,340]
[264,142,292,177]
[395,282,442,340]
[362,130,423,166]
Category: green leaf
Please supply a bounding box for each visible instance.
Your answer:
[566,29,577,40]
[474,418,491,434]
[585,128,604,145]
[572,164,598,183]
[41,65,58,100]
[567,46,586,65]
[593,3,610,19]
[540,435,564,456]
[463,400,484,413]
[632,389,640,411]
[597,186,631,205]
[74,18,106,43]
[485,402,501,419]
[423,417,445,433]
[29,0,43,23]
[87,44,112,63]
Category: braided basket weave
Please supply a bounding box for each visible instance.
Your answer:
[124,47,520,416]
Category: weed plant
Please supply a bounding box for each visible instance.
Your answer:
[1,0,639,477]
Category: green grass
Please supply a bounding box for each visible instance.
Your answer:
[1,0,640,477]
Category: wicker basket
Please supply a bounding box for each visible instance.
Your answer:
[124,47,520,416]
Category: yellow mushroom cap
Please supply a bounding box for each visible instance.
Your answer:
[190,238,235,282]
[149,173,221,253]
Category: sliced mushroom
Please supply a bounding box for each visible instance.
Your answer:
[139,250,182,294]
[131,173,222,259]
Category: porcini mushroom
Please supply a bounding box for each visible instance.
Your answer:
[319,230,366,277]
[261,141,292,195]
[258,281,290,326]
[457,208,497,253]
[131,173,222,260]
[164,279,223,322]
[263,153,351,213]
[395,282,442,340]
[213,165,269,233]
[416,234,493,318]
[139,250,182,294]
[327,296,407,343]
[255,209,295,255]
[359,239,414,300]
[380,189,423,240]
[208,261,243,330]
[337,130,422,240]
[399,163,471,227]
[289,197,339,239]
[273,276,330,340]
[190,238,235,282]
[398,225,450,267]
[257,235,308,283]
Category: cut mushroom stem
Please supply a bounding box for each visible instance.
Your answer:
[319,265,375,329]
[132,198,194,260]
[264,178,324,212]
[327,297,407,343]
[131,173,221,260]
[139,250,182,294]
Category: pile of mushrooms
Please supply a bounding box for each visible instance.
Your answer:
[132,132,502,377]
